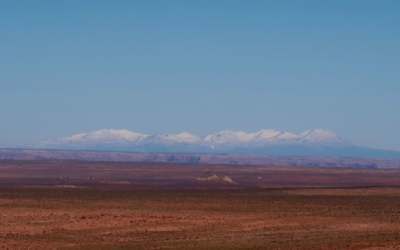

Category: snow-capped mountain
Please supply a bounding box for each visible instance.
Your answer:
[35,128,359,157]
[57,129,148,144]
[157,132,200,144]
[251,129,282,140]
[246,130,300,146]
[297,129,349,146]
[203,131,253,148]
[138,132,200,147]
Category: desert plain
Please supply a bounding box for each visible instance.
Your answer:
[1,160,400,249]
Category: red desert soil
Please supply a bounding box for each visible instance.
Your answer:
[1,160,400,249]
[1,160,400,188]
[1,187,400,249]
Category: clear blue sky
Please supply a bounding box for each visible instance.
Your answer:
[1,0,399,151]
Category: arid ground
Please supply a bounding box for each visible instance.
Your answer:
[1,160,400,188]
[1,160,400,249]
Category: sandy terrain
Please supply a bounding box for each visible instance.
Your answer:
[1,187,400,249]
[1,160,400,249]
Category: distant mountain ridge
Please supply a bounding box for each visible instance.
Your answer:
[33,128,400,159]
[37,128,350,148]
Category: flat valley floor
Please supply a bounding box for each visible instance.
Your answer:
[1,160,400,249]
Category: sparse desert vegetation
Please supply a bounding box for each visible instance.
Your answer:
[1,160,400,249]
[1,160,400,188]
[1,186,400,249]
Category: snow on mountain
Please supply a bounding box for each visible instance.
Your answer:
[275,131,299,140]
[251,129,281,140]
[38,129,148,149]
[59,129,148,143]
[159,132,200,143]
[138,135,173,146]
[138,132,201,147]
[36,128,353,153]
[61,133,87,141]
[299,129,338,140]
[176,132,200,142]
[200,129,349,148]
[203,131,253,147]
[298,129,351,147]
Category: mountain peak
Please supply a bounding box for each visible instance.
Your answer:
[203,130,253,145]
[37,128,355,154]
[176,132,198,139]
[297,129,351,147]
[159,132,200,142]
[60,129,148,143]
[300,129,338,139]
[252,129,281,140]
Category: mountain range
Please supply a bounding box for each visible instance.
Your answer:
[34,129,400,159]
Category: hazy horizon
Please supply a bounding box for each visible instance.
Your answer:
[1,1,399,152]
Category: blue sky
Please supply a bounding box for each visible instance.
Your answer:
[1,0,399,151]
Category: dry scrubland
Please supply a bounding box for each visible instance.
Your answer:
[1,160,400,249]
[1,160,400,188]
[1,187,400,249]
